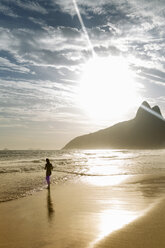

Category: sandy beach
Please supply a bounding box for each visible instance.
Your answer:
[0,175,164,248]
[95,197,165,248]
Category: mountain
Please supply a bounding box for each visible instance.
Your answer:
[63,101,165,149]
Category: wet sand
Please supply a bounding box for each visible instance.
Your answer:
[95,197,165,248]
[0,177,164,248]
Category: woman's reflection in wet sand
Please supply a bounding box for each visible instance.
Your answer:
[47,188,55,222]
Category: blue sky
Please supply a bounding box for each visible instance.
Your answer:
[0,0,165,149]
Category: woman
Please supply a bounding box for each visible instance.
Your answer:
[45,158,53,189]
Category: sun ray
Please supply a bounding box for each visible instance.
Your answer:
[72,0,95,57]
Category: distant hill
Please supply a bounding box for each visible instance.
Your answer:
[63,101,165,149]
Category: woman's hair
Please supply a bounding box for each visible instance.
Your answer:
[46,158,50,163]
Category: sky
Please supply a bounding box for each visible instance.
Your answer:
[0,0,165,149]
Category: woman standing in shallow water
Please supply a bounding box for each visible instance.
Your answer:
[45,158,53,189]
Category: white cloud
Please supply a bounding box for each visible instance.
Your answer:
[15,0,48,14]
[54,0,165,18]
[0,57,30,73]
[0,27,20,51]
[0,78,79,120]
[0,3,18,17]
[53,0,128,15]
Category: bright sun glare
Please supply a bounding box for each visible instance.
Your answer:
[79,56,141,121]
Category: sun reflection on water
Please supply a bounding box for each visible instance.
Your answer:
[85,175,129,187]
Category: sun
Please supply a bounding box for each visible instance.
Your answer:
[78,56,141,121]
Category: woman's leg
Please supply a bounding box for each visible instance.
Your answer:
[46,176,50,188]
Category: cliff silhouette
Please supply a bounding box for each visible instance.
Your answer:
[63,101,165,149]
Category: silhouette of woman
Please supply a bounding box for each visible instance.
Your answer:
[44,158,53,189]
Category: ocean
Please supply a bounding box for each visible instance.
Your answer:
[0,149,165,203]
